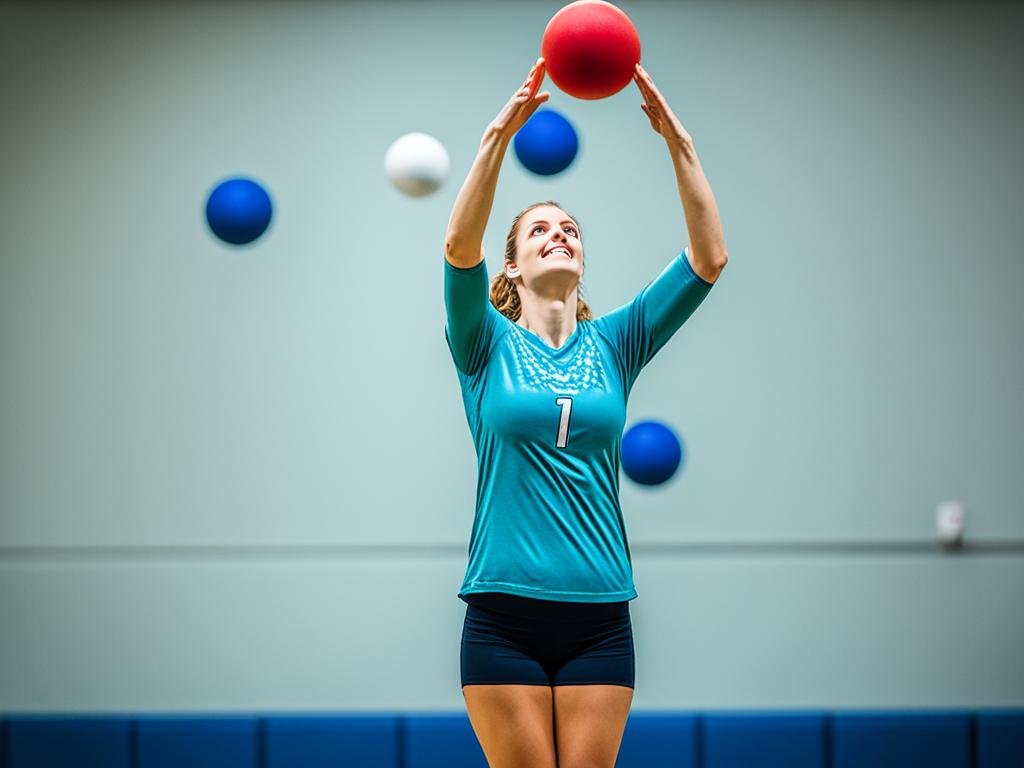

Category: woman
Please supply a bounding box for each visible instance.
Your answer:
[443,57,727,768]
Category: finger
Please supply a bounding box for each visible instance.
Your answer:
[636,66,659,96]
[530,67,545,94]
[636,71,656,97]
[641,83,668,111]
[513,89,533,106]
[532,71,548,95]
[633,71,653,98]
[642,74,667,107]
[514,87,548,115]
[526,68,545,95]
[522,93,551,122]
[640,105,658,131]
[528,93,551,113]
[523,60,541,87]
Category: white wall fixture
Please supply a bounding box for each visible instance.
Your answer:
[935,500,967,549]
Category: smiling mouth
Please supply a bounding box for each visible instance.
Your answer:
[542,247,573,259]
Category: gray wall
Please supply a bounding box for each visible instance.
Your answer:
[1,0,1021,712]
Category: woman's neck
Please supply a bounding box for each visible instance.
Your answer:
[516,291,578,350]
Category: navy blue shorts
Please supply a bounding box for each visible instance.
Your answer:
[460,592,635,688]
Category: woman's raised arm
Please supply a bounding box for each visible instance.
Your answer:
[444,58,550,269]
[633,63,728,284]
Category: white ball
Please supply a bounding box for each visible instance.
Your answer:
[384,132,450,197]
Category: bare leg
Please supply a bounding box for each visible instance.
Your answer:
[462,684,558,768]
[553,684,633,768]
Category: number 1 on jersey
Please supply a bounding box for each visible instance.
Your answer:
[555,396,574,448]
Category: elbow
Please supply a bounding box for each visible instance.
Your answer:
[710,252,728,282]
[444,236,466,261]
[697,248,728,284]
[445,237,485,269]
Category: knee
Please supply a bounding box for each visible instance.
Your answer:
[558,757,613,768]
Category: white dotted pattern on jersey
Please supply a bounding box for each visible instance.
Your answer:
[508,325,608,394]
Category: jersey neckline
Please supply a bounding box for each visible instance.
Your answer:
[510,320,583,355]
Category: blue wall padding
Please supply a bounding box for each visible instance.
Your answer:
[703,712,826,768]
[6,717,132,768]
[136,716,258,768]
[977,711,1024,767]
[265,715,398,768]
[617,713,698,768]
[403,714,487,768]
[832,712,972,768]
[2,709,1021,767]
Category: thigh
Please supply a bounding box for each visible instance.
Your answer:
[463,685,557,768]
[552,684,633,768]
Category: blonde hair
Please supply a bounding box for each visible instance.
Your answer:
[489,200,593,322]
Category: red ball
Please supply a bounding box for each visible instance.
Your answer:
[541,0,641,100]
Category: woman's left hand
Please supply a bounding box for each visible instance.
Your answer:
[633,64,692,148]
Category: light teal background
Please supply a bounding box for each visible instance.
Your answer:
[1,1,1022,711]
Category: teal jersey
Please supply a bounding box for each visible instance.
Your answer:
[444,251,713,603]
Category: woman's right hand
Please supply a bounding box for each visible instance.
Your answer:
[486,58,550,141]
[446,59,548,264]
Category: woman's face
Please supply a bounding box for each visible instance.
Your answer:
[506,205,584,290]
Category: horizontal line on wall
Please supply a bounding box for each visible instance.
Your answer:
[634,540,1024,556]
[0,540,1022,563]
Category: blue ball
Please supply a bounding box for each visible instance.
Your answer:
[205,177,273,245]
[513,108,579,176]
[621,420,684,486]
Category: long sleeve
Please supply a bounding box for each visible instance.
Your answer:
[592,248,714,390]
[443,258,505,376]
